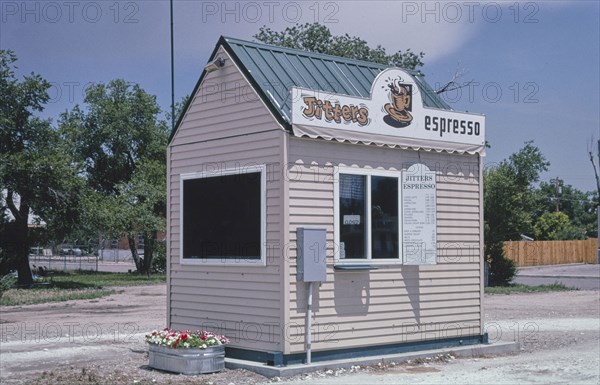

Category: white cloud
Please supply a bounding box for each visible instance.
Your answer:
[324,1,480,63]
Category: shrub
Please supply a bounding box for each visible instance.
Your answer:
[0,273,17,299]
[151,240,166,273]
[486,241,517,286]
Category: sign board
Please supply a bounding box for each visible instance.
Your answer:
[291,68,485,153]
[402,164,437,264]
[343,215,361,225]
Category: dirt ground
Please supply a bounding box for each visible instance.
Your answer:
[1,284,599,384]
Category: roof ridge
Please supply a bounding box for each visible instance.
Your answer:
[169,35,449,144]
[221,35,420,75]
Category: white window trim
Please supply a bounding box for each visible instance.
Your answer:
[333,166,403,265]
[179,164,267,267]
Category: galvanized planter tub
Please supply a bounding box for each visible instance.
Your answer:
[148,344,225,375]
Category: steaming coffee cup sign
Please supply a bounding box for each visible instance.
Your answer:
[291,68,485,150]
[383,80,413,128]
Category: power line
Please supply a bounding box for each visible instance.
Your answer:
[539,196,596,203]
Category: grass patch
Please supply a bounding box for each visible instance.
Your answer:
[44,270,166,287]
[1,288,115,306]
[485,282,575,295]
[0,270,165,306]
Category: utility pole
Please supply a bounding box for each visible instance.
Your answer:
[170,0,175,131]
[588,137,600,262]
[549,177,563,212]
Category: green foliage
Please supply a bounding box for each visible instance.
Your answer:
[555,226,588,240]
[486,241,517,287]
[0,273,17,298]
[533,211,585,240]
[484,141,550,243]
[60,80,168,275]
[2,53,168,282]
[506,142,551,187]
[484,165,531,241]
[1,49,84,285]
[60,79,167,195]
[255,23,425,70]
[484,141,549,286]
[151,240,166,273]
[532,182,597,238]
[168,94,190,128]
[534,211,569,240]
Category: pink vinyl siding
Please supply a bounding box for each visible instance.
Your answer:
[286,137,483,353]
[167,47,287,353]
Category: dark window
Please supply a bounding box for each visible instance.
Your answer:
[339,174,366,259]
[338,173,400,260]
[182,171,262,259]
[371,176,399,259]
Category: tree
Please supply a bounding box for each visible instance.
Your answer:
[0,50,83,285]
[533,212,582,240]
[255,23,425,70]
[532,182,595,238]
[484,141,549,285]
[60,79,168,274]
[170,94,190,127]
[60,80,167,194]
[485,142,550,241]
[110,159,166,274]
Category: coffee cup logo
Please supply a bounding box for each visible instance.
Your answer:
[383,79,413,128]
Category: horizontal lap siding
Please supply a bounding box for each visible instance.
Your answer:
[287,137,482,354]
[170,56,274,147]
[167,47,285,352]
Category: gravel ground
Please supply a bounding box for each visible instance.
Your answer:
[1,283,598,384]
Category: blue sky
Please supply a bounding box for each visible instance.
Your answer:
[2,0,599,192]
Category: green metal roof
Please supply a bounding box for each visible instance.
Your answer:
[170,36,452,142]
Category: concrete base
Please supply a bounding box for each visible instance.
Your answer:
[225,341,520,378]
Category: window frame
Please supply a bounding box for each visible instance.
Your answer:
[333,167,403,265]
[179,165,267,266]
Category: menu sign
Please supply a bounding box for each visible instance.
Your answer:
[402,164,437,265]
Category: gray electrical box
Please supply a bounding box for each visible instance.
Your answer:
[296,228,327,282]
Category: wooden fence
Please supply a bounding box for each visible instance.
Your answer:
[504,238,598,266]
